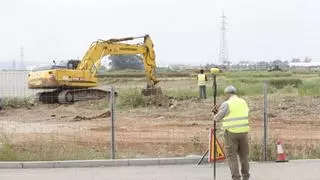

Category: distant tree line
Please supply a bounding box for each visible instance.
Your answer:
[108,55,143,70]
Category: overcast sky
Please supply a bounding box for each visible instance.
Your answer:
[0,0,319,66]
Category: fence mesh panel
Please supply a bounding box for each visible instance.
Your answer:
[0,70,319,161]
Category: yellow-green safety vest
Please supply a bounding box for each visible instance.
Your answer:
[198,74,206,86]
[222,96,249,133]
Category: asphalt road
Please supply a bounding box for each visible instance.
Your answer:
[0,159,319,180]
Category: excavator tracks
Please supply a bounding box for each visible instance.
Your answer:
[36,91,59,104]
[36,89,111,104]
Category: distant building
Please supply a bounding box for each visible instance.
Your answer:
[168,64,201,71]
[289,62,320,68]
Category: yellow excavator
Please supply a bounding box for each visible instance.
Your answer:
[28,35,160,103]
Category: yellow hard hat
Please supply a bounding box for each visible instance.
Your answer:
[210,67,220,75]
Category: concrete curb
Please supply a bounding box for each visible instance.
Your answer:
[0,157,211,169]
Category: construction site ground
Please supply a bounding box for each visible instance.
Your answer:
[0,77,319,160]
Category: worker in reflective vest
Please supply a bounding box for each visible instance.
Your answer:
[197,69,208,99]
[212,85,250,180]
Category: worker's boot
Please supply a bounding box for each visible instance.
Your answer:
[242,174,250,180]
[231,174,241,180]
[241,168,250,180]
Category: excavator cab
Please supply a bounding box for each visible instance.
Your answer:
[32,60,81,72]
[67,60,81,69]
[58,60,81,70]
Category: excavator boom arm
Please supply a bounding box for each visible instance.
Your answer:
[76,35,159,87]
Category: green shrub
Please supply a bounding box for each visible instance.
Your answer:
[249,137,320,161]
[286,141,320,159]
[230,78,261,84]
[165,88,198,98]
[117,88,146,108]
[98,72,190,78]
[291,70,318,75]
[236,83,263,96]
[224,71,292,78]
[0,135,17,161]
[279,85,295,94]
[230,82,276,96]
[249,138,277,161]
[0,134,107,161]
[2,97,32,108]
[166,82,274,98]
[298,80,320,96]
[268,78,302,89]
[165,86,226,98]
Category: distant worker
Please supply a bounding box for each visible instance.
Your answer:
[212,85,250,180]
[197,69,208,99]
[0,98,3,111]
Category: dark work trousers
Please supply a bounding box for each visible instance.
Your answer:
[199,85,206,99]
[224,130,250,180]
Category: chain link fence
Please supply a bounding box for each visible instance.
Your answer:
[0,70,319,161]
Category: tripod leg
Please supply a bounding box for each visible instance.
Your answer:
[197,149,209,165]
[213,121,217,180]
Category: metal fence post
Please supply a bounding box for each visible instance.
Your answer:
[110,86,116,159]
[263,81,268,161]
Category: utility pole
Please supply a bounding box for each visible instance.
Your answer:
[12,58,16,70]
[20,46,25,70]
[219,12,229,67]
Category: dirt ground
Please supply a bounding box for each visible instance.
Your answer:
[0,91,319,158]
